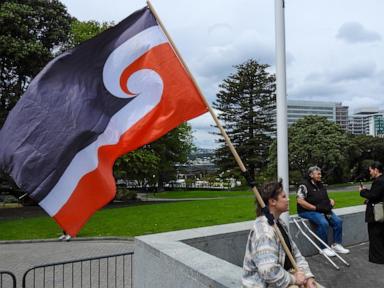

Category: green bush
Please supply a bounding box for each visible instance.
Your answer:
[115,188,137,202]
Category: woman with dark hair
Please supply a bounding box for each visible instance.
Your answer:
[242,180,320,288]
[360,161,384,264]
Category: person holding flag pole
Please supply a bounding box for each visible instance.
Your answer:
[242,180,319,287]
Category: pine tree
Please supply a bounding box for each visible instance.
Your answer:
[213,59,276,178]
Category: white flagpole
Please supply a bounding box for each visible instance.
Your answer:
[274,0,290,225]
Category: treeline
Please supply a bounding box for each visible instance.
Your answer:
[268,116,384,184]
[213,59,384,185]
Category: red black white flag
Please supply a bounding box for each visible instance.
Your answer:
[0,7,208,236]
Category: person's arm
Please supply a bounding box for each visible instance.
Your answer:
[305,277,317,288]
[292,241,315,279]
[360,180,384,201]
[289,229,315,280]
[297,185,316,211]
[252,234,298,287]
[297,198,317,211]
[291,236,318,287]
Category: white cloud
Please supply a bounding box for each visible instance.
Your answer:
[191,30,275,104]
[345,96,383,114]
[336,22,382,43]
[327,61,377,83]
[289,82,345,100]
[188,112,219,149]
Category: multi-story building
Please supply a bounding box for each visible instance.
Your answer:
[348,108,379,135]
[287,100,349,131]
[348,115,365,135]
[275,99,384,137]
[368,113,384,137]
[336,104,349,131]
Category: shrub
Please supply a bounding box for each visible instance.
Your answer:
[115,188,137,202]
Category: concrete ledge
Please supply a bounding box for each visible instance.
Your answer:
[134,205,367,288]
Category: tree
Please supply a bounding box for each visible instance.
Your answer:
[212,59,276,178]
[269,115,350,183]
[151,123,194,189]
[114,148,160,188]
[347,134,384,180]
[0,0,72,126]
[65,19,113,49]
[113,123,195,190]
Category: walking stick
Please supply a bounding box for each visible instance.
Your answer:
[293,218,340,270]
[146,0,299,272]
[300,218,350,267]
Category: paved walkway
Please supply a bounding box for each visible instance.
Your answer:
[307,242,384,287]
[0,238,134,286]
[327,183,370,192]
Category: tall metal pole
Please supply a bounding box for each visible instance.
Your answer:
[274,0,289,224]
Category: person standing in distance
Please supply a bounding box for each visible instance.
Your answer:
[296,166,350,257]
[359,161,384,264]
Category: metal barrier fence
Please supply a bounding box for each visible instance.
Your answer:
[0,271,16,288]
[22,252,133,288]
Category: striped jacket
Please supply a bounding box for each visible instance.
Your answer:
[242,216,314,288]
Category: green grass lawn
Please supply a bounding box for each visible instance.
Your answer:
[0,190,364,241]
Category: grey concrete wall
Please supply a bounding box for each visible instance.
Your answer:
[134,222,248,288]
[134,206,367,288]
[182,230,249,267]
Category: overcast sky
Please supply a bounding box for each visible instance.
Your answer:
[61,0,384,149]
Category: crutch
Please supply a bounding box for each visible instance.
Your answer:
[300,218,350,267]
[293,218,340,270]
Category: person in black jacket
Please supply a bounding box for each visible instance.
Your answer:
[360,161,384,264]
[297,166,350,257]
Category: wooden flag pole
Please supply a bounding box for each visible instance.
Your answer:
[146,0,298,271]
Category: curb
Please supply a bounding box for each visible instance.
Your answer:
[0,236,134,245]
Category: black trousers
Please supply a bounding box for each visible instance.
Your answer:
[368,222,384,264]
